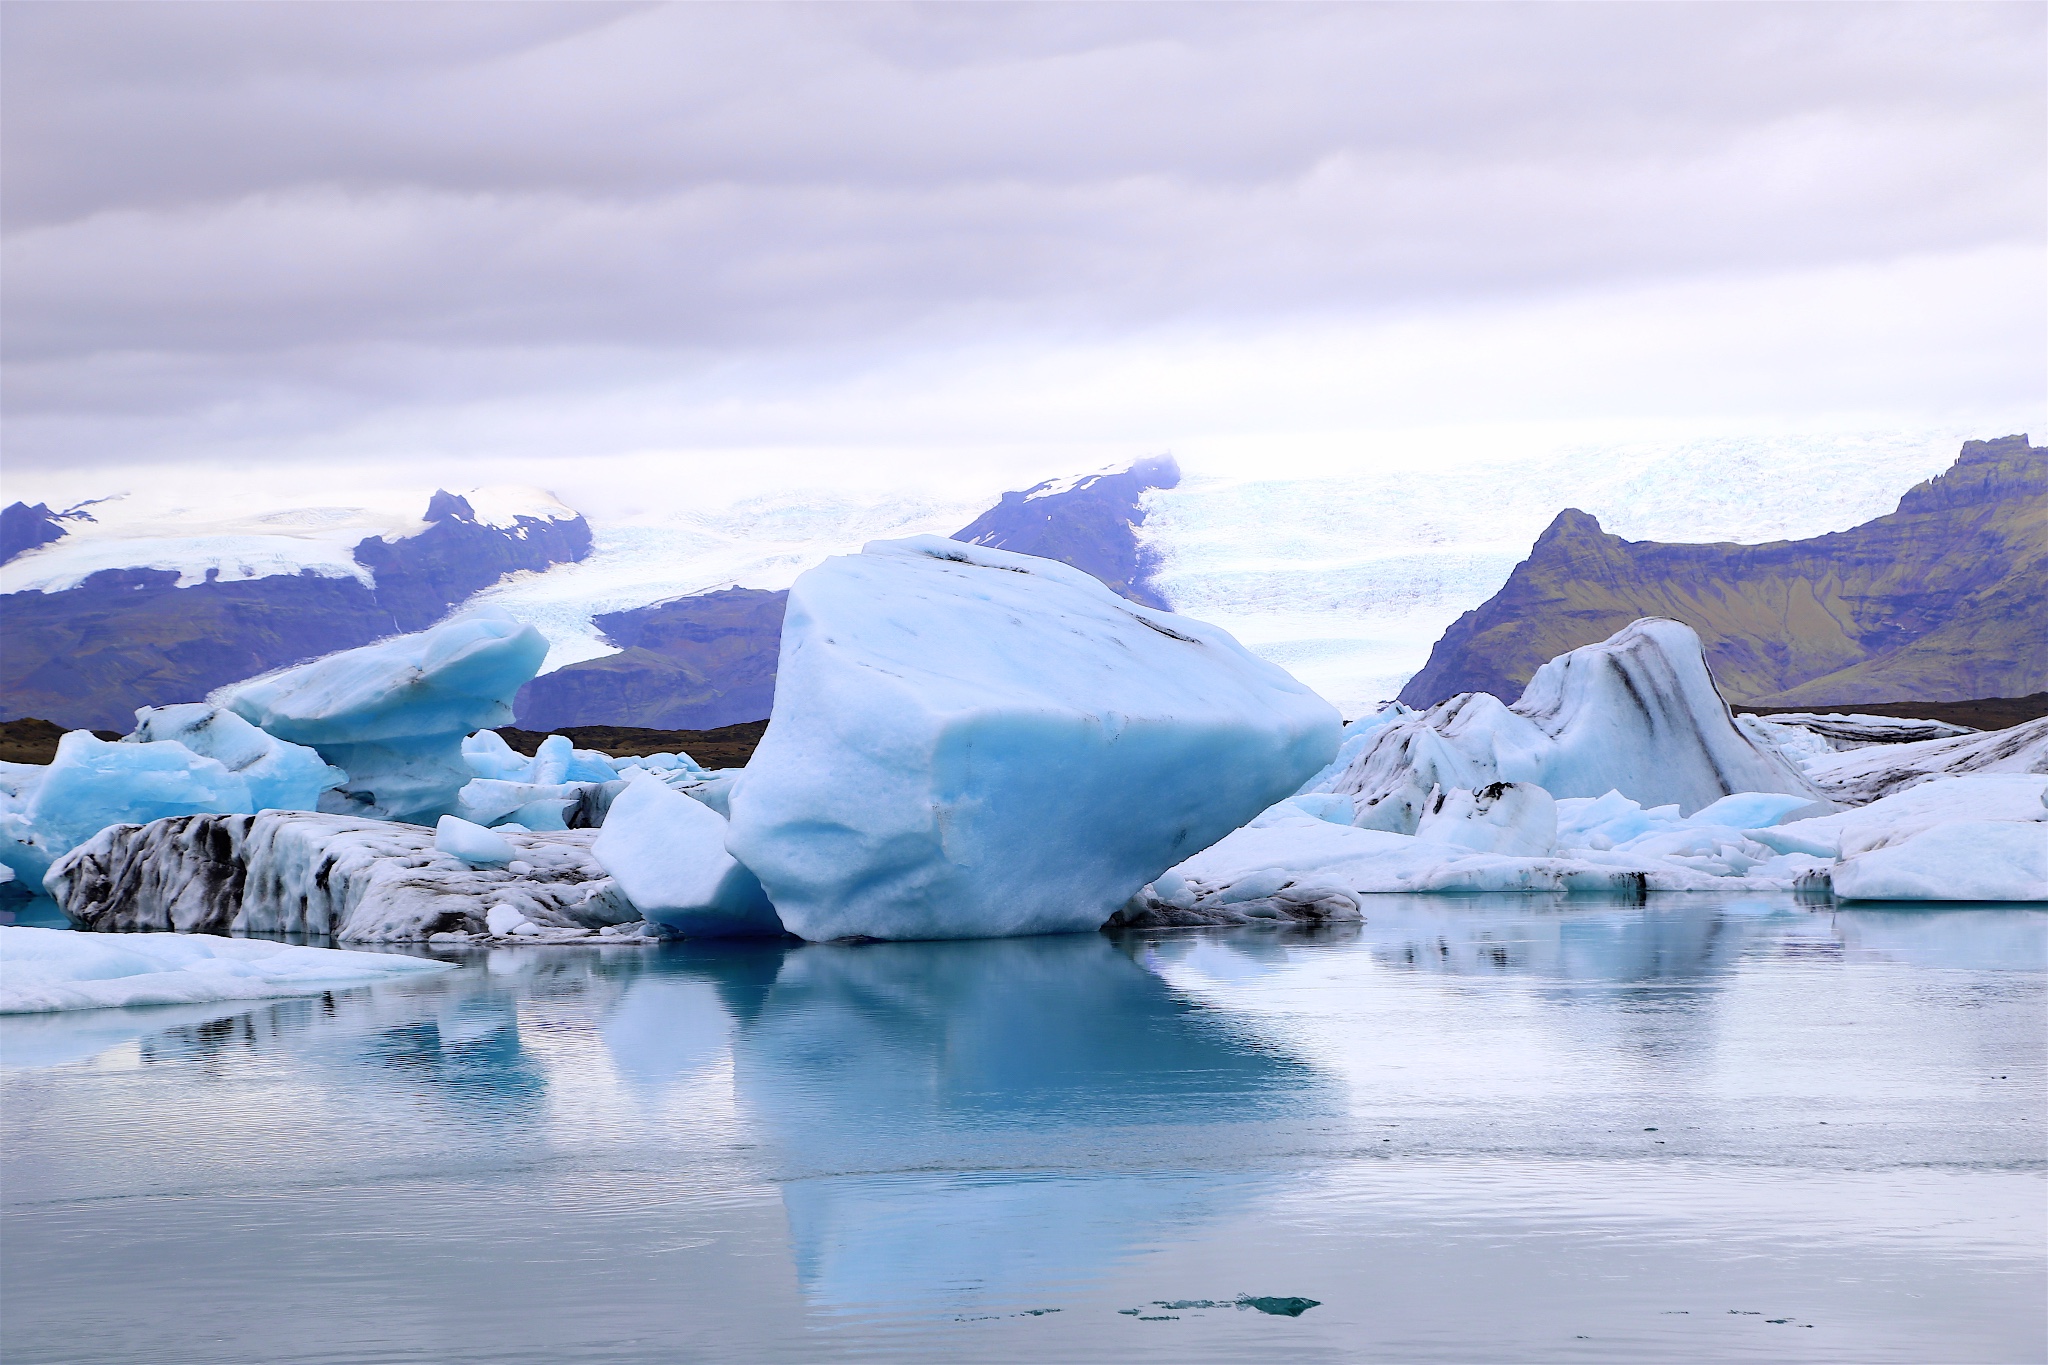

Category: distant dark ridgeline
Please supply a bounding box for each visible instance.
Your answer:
[1399,436,2048,710]
[0,493,592,732]
[511,456,1183,731]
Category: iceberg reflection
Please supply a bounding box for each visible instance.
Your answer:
[608,933,1332,1312]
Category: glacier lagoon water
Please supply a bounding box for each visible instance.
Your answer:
[2,893,2042,1364]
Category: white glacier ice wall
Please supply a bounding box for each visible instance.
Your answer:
[1311,618,1825,832]
[0,926,455,1013]
[727,535,1342,941]
[220,608,549,824]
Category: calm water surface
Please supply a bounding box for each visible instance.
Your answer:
[3,894,2044,1364]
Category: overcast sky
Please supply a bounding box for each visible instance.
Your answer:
[3,1,2041,513]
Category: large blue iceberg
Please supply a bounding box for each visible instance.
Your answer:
[725,535,1342,940]
[220,608,549,824]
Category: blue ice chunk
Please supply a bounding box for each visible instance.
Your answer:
[593,771,781,937]
[128,704,343,813]
[726,535,1341,941]
[433,815,516,867]
[221,609,548,824]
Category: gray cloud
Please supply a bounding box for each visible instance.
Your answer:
[1,1,2040,470]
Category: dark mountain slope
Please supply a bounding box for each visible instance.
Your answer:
[1399,436,2046,709]
[515,457,1182,730]
[0,493,592,731]
[1,504,72,566]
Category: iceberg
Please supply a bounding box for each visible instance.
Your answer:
[0,925,454,1013]
[592,771,782,937]
[1799,717,2048,807]
[727,535,1341,941]
[1747,774,2048,860]
[2,732,250,886]
[128,704,345,812]
[220,608,549,824]
[1831,821,2047,903]
[1308,620,1825,833]
[433,815,516,867]
[47,810,641,942]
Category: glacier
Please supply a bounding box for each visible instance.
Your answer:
[726,535,1342,941]
[0,925,454,1013]
[220,608,550,824]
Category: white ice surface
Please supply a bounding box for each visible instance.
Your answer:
[1307,620,1824,833]
[592,771,781,937]
[1831,822,2048,903]
[0,484,579,595]
[1799,718,2048,806]
[728,535,1342,941]
[0,926,453,1013]
[1748,774,2048,860]
[220,609,549,824]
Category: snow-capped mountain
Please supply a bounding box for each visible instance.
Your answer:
[0,427,2015,730]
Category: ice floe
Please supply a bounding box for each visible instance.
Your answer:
[727,535,1341,941]
[0,925,454,1013]
[1796,717,2048,806]
[592,770,782,938]
[220,608,549,824]
[1307,619,1824,835]
[47,811,643,942]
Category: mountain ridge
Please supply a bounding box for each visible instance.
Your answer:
[1398,435,2046,708]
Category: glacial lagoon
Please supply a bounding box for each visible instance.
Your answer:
[3,894,2043,1364]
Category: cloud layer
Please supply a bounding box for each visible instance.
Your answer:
[2,1,2041,491]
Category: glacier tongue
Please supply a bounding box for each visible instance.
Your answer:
[220,608,549,824]
[727,534,1342,941]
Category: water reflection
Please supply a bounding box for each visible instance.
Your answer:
[2,896,2043,1362]
[617,933,1332,1309]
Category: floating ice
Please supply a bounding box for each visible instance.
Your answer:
[1798,717,2048,807]
[1831,821,2047,903]
[48,811,638,942]
[1413,781,1558,857]
[433,815,516,867]
[727,535,1341,941]
[1,732,250,886]
[128,704,344,812]
[593,771,782,937]
[220,608,549,824]
[1747,774,2048,860]
[1310,619,1826,834]
[0,925,454,1013]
